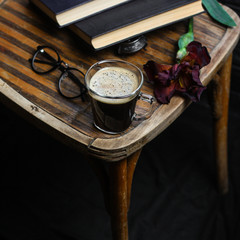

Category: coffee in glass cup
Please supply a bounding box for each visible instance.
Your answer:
[85,60,154,134]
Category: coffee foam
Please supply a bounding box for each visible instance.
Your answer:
[89,67,139,104]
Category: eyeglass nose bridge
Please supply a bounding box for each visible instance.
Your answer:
[59,60,69,71]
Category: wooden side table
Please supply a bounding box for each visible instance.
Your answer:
[0,1,239,239]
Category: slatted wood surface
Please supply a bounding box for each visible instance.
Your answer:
[0,0,240,160]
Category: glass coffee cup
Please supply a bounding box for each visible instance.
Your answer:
[85,59,155,134]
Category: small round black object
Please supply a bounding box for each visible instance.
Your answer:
[117,35,147,55]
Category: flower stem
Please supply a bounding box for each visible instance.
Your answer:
[176,18,194,61]
[188,17,193,33]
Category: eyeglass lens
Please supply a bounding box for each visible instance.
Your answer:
[59,68,86,99]
[33,47,59,73]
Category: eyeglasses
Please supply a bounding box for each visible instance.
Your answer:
[29,46,87,101]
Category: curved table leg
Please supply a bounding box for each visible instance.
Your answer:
[210,54,232,194]
[109,158,128,240]
[87,149,141,240]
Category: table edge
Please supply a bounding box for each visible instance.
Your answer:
[1,5,240,161]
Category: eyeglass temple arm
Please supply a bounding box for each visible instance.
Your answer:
[40,48,59,62]
[63,70,87,101]
[29,49,59,66]
[30,59,57,66]
[67,70,86,90]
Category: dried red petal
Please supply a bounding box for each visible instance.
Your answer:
[154,81,176,104]
[183,41,211,68]
[143,41,210,104]
[182,85,207,102]
[143,61,157,83]
[143,61,172,86]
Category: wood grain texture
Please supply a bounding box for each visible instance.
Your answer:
[0,0,240,161]
[109,159,128,240]
[211,54,233,194]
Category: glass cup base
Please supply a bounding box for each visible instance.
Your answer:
[93,122,123,135]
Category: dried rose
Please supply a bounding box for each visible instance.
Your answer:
[143,41,211,104]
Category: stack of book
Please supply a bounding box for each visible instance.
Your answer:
[30,0,204,50]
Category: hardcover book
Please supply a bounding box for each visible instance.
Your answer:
[69,0,204,50]
[30,0,130,27]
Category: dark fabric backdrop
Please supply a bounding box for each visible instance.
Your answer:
[0,1,240,239]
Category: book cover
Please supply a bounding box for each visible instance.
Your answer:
[30,0,130,27]
[38,0,91,14]
[70,0,204,50]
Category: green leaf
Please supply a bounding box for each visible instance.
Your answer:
[202,0,236,27]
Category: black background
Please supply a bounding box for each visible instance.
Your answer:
[0,1,240,239]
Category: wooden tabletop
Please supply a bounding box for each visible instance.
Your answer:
[0,0,239,161]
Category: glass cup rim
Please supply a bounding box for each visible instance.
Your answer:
[85,59,144,100]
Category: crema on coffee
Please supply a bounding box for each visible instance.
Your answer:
[89,67,139,98]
